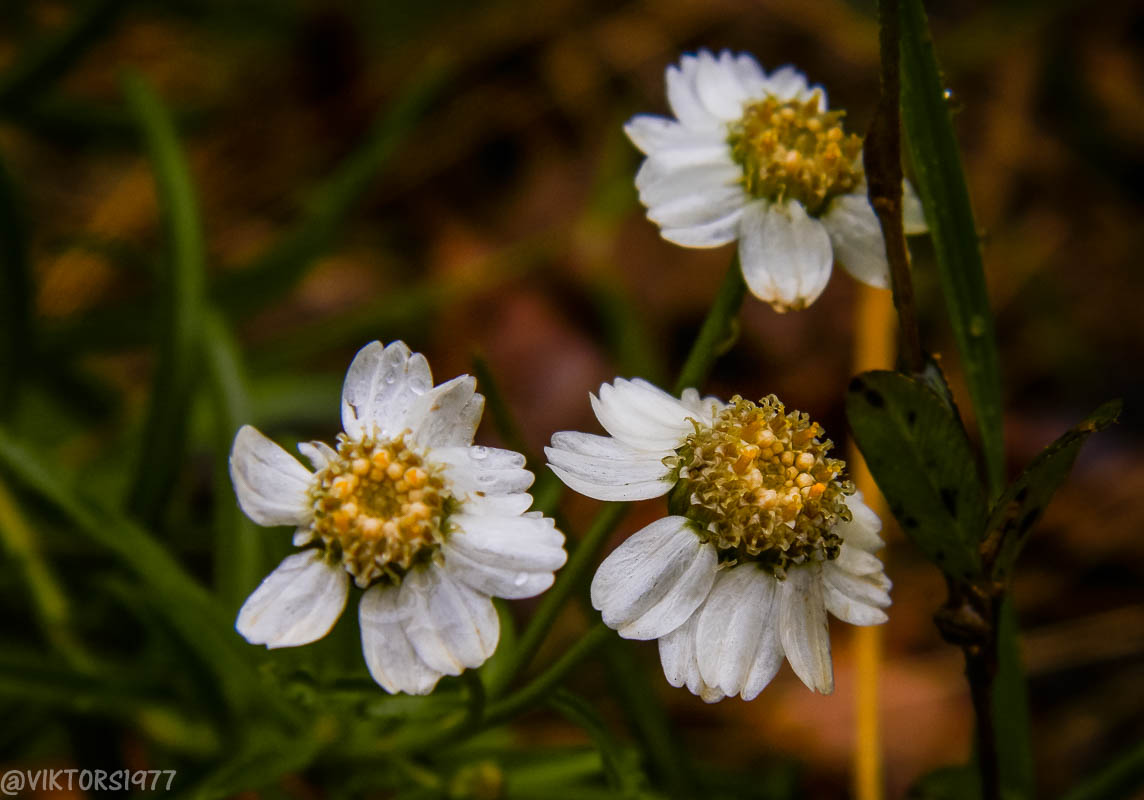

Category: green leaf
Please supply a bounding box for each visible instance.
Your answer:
[985,400,1120,582]
[992,598,1033,800]
[120,71,207,525]
[899,0,1005,497]
[846,370,987,581]
[548,689,649,793]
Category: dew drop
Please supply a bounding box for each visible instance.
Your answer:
[513,573,529,587]
[471,446,489,460]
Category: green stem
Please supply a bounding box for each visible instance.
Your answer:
[486,503,628,698]
[673,256,746,395]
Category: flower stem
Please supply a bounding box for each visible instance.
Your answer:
[866,0,924,375]
[486,502,629,698]
[492,253,749,700]
[673,255,747,394]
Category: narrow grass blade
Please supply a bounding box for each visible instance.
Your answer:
[992,598,1033,800]
[121,71,207,525]
[202,310,262,613]
[0,0,127,114]
[215,56,452,320]
[899,0,1005,497]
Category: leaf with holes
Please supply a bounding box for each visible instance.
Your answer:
[986,400,1121,582]
[846,370,987,582]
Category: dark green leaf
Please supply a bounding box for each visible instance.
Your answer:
[992,598,1033,799]
[899,0,1005,497]
[846,370,986,581]
[986,400,1120,581]
[121,71,207,525]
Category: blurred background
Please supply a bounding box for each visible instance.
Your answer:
[1,0,1142,797]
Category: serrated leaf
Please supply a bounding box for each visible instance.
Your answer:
[900,0,1005,497]
[846,370,987,581]
[986,400,1120,582]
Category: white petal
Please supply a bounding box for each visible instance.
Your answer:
[741,619,784,701]
[590,378,696,451]
[341,341,433,440]
[678,388,725,421]
[658,611,725,703]
[824,581,889,626]
[636,159,741,203]
[696,565,779,698]
[618,538,717,640]
[448,513,567,573]
[763,65,810,101]
[360,583,443,695]
[837,492,885,552]
[623,114,716,154]
[408,375,483,449]
[236,551,347,648]
[229,425,313,527]
[458,492,534,517]
[660,209,746,248]
[835,543,885,576]
[647,184,748,229]
[297,440,336,471]
[666,56,721,130]
[823,562,892,609]
[739,200,834,311]
[545,431,673,502]
[823,194,891,289]
[694,49,751,120]
[779,564,834,693]
[731,52,767,96]
[433,445,534,497]
[399,567,499,674]
[903,180,928,234]
[590,517,708,639]
[293,527,314,546]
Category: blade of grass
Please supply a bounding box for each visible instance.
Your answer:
[202,310,262,613]
[0,427,286,722]
[214,55,452,320]
[1060,740,1144,800]
[120,71,207,525]
[899,0,1005,497]
[0,155,31,418]
[0,0,127,114]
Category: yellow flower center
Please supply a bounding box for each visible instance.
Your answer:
[309,433,450,587]
[727,92,864,215]
[669,395,853,577]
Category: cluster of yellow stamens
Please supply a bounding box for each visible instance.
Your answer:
[669,396,853,577]
[308,433,449,587]
[727,91,864,215]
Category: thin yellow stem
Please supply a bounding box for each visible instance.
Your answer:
[849,284,895,800]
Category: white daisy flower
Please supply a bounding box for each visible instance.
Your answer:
[229,340,567,695]
[545,378,890,701]
[625,49,927,311]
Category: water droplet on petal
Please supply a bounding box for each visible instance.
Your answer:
[471,446,489,460]
[513,573,529,587]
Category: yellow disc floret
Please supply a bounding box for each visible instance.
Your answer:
[727,91,864,215]
[668,395,854,577]
[309,433,450,587]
